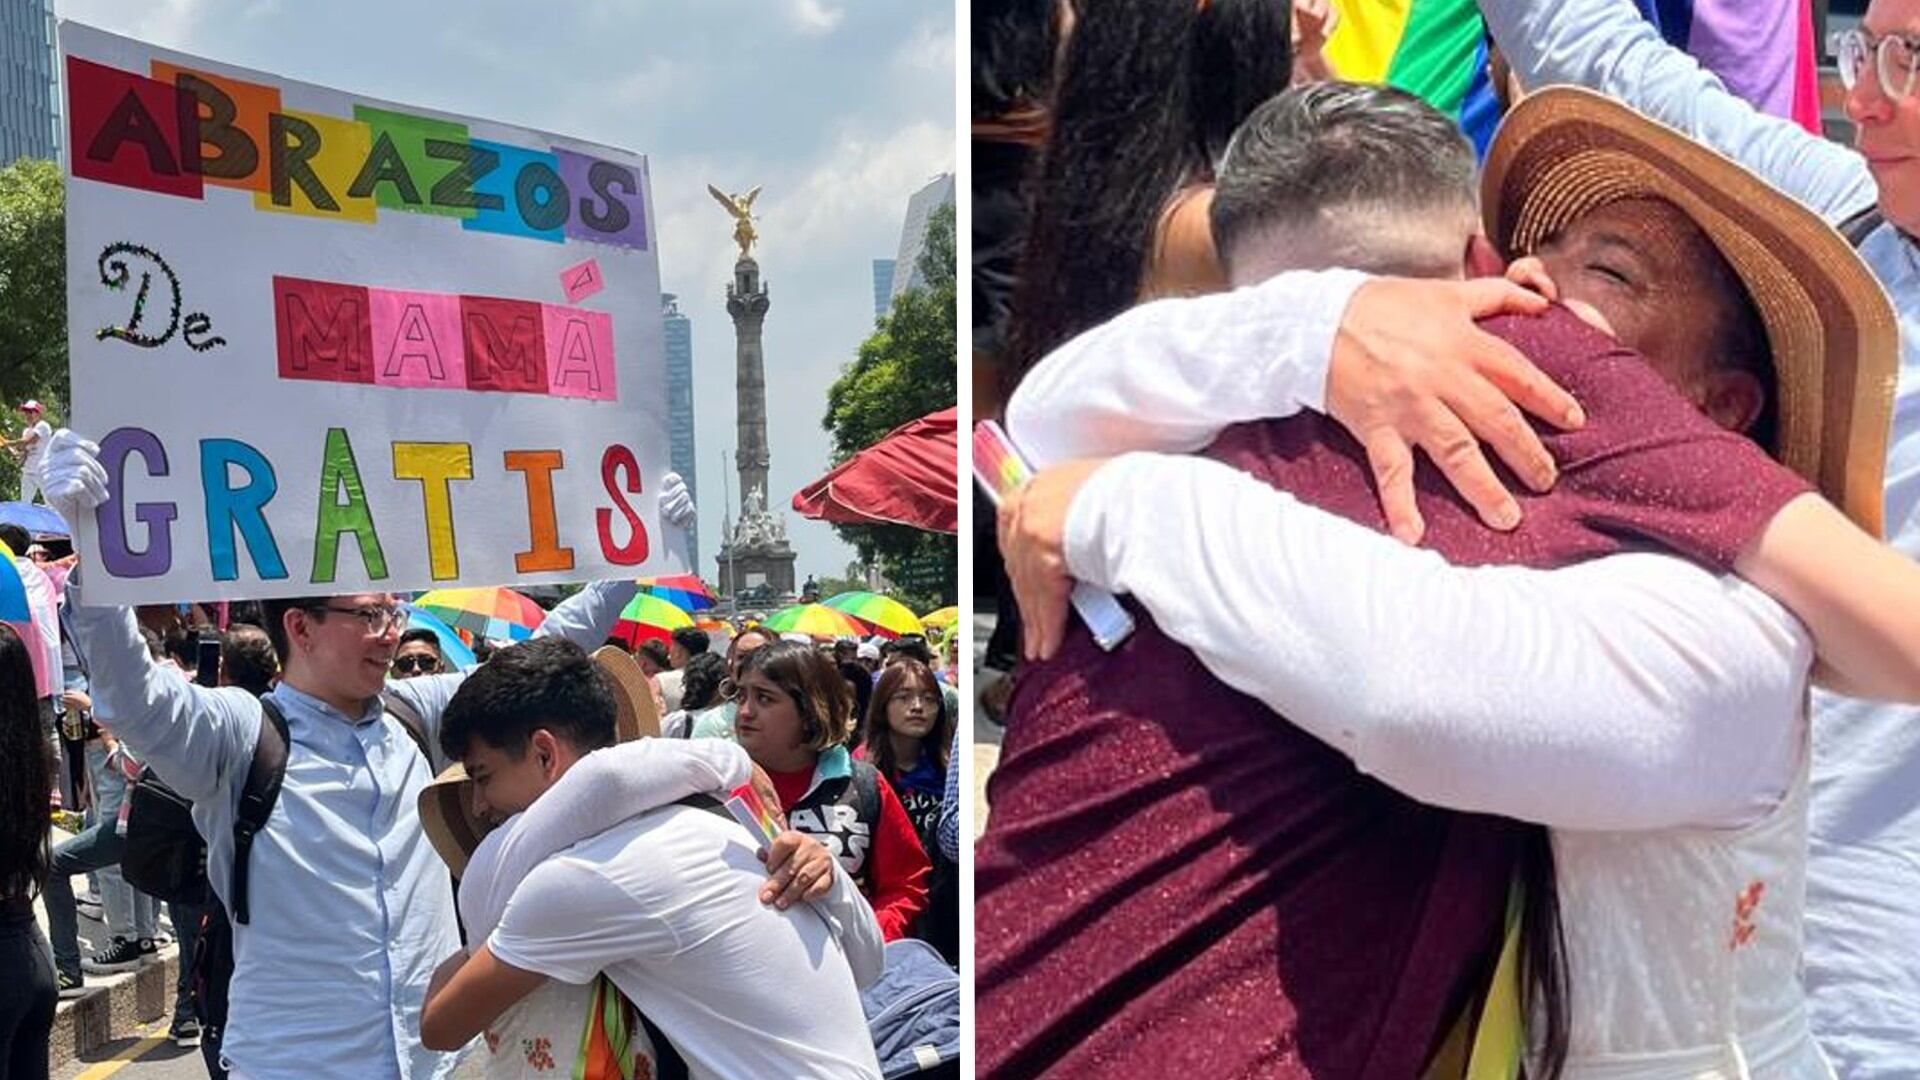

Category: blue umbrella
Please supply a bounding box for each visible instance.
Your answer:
[400,604,478,670]
[0,502,69,538]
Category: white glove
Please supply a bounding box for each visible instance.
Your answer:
[659,471,696,529]
[36,429,109,522]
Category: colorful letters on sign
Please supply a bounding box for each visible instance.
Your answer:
[272,277,616,400]
[65,24,670,603]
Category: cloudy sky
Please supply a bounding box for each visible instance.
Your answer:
[55,0,956,583]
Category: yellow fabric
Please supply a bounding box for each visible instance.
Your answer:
[1466,878,1526,1080]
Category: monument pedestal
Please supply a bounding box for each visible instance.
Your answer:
[716,540,797,601]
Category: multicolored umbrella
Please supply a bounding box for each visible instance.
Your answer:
[821,591,925,640]
[637,574,717,613]
[412,586,545,643]
[696,618,737,646]
[762,603,866,639]
[398,604,479,670]
[920,606,958,631]
[611,593,694,649]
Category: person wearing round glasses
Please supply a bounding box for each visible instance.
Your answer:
[1470,1,1920,1073]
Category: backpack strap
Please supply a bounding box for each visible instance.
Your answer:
[849,759,882,829]
[230,697,290,926]
[673,792,734,819]
[1838,203,1886,248]
[380,687,434,765]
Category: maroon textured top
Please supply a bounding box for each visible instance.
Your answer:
[975,307,1812,1079]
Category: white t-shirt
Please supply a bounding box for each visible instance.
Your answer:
[489,806,881,1080]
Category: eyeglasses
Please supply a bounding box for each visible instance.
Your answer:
[893,691,942,708]
[391,654,439,675]
[310,603,409,636]
[1833,28,1920,102]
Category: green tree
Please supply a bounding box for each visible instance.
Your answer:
[821,201,957,607]
[0,159,68,497]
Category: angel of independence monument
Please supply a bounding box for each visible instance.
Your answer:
[710,184,797,601]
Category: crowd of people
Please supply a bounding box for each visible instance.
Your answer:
[977,0,1920,1078]
[0,441,960,1078]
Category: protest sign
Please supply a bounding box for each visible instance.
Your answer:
[63,22,677,604]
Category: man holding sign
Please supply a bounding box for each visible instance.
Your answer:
[45,22,707,1080]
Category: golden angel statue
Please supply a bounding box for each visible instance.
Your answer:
[707,183,763,258]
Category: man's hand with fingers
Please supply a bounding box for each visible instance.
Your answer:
[1326,276,1584,543]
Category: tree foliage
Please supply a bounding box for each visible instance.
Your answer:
[0,159,68,495]
[821,200,957,606]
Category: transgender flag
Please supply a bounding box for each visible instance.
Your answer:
[1321,0,1822,157]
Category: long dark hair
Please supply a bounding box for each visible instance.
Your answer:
[1004,0,1292,392]
[863,660,954,779]
[0,623,51,900]
[974,0,1060,119]
[1521,831,1570,1079]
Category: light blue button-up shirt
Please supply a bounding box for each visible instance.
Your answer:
[65,578,636,1080]
[1481,1,1920,1072]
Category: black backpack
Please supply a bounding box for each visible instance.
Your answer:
[121,689,431,924]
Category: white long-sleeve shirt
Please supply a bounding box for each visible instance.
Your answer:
[1474,1,1920,1070]
[1006,279,1809,831]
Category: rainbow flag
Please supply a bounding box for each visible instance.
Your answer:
[1322,0,1821,156]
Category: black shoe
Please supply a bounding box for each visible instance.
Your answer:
[81,936,143,973]
[137,936,158,959]
[56,970,84,999]
[169,1017,202,1048]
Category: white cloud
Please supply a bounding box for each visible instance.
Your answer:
[789,0,843,35]
[55,0,211,47]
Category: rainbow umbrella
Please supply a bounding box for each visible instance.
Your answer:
[398,604,478,670]
[920,606,958,631]
[611,593,694,648]
[821,592,925,640]
[696,617,736,645]
[637,574,717,613]
[412,586,545,643]
[762,603,865,639]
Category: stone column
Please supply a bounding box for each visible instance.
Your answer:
[726,256,771,516]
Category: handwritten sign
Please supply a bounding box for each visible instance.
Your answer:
[63,23,677,604]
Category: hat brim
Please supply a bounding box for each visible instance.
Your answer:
[417,645,661,874]
[1482,86,1897,537]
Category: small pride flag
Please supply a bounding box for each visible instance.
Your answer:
[726,783,783,848]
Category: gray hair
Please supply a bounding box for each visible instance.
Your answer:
[1210,82,1480,280]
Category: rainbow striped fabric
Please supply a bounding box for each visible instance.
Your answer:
[1322,0,1821,155]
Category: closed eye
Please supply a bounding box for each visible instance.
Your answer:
[1586,262,1632,287]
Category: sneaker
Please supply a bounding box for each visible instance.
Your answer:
[56,970,85,999]
[82,936,144,974]
[169,1017,202,1048]
[148,932,170,950]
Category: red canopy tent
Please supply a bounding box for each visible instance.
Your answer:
[793,407,957,533]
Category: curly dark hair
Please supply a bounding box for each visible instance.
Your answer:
[0,623,51,900]
[678,652,726,713]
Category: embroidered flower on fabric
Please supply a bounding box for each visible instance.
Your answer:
[1728,880,1766,950]
[521,1035,556,1071]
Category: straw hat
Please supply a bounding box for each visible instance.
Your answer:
[419,645,661,876]
[1482,86,1898,537]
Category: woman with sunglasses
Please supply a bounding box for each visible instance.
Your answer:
[733,641,930,940]
[861,659,958,962]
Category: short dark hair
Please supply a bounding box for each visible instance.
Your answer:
[678,652,727,712]
[1211,82,1479,279]
[0,524,28,555]
[889,635,934,666]
[636,639,670,670]
[260,597,324,662]
[670,626,710,657]
[439,638,615,761]
[162,630,197,670]
[221,624,278,697]
[397,627,443,656]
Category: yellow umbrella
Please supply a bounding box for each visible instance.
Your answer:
[920,606,958,630]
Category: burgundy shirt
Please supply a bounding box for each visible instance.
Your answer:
[975,307,1812,1078]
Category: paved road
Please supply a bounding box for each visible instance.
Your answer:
[57,1036,490,1080]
